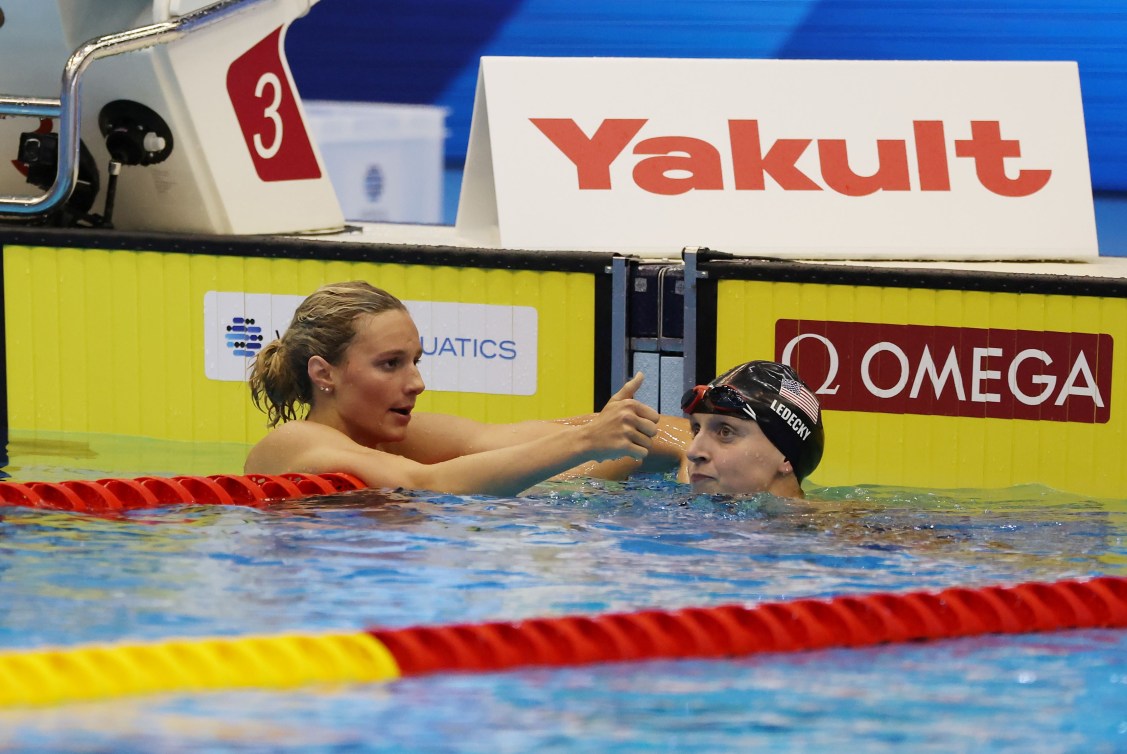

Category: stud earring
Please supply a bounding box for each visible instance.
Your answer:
[319,386,331,393]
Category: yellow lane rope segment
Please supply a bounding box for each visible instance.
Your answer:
[0,632,400,707]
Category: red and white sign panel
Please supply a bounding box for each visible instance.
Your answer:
[227,27,322,182]
[775,319,1113,424]
[458,57,1097,260]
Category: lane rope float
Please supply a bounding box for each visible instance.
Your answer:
[0,473,367,513]
[1,575,1123,707]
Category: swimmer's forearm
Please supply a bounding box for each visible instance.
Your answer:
[650,415,691,465]
[556,414,690,479]
[248,423,603,497]
[405,399,658,494]
[420,432,593,495]
[399,403,686,469]
[389,413,565,463]
[403,425,643,496]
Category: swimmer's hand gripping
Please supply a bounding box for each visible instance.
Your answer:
[584,372,660,462]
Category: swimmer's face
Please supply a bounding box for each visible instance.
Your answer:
[685,413,790,495]
[331,309,424,445]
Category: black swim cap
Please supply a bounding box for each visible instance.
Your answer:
[681,361,825,482]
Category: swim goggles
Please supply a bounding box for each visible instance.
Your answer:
[680,384,758,421]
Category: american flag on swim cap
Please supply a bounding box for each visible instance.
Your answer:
[780,376,820,422]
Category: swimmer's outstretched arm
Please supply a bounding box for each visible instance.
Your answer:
[384,373,690,480]
[551,413,691,481]
[245,374,662,497]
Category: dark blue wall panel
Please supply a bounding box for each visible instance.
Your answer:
[286,0,1127,190]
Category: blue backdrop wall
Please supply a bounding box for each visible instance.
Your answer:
[285,1,1127,248]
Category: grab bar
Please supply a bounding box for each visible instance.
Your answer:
[0,0,272,218]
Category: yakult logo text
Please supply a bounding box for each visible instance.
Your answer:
[531,119,1051,197]
[775,320,1112,423]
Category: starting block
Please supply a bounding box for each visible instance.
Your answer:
[0,0,344,234]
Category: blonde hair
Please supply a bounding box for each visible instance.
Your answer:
[249,281,407,427]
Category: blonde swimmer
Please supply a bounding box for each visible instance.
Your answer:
[245,281,689,496]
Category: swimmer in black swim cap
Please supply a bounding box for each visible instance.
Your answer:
[681,361,824,497]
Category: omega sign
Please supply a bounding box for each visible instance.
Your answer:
[775,320,1113,423]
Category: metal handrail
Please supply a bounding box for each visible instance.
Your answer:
[0,0,271,218]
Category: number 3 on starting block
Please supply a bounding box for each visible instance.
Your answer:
[226,27,321,182]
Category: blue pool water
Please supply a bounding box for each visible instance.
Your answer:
[0,434,1125,752]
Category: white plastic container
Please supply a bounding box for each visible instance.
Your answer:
[302,100,447,224]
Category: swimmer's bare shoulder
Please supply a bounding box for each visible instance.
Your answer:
[245,422,439,491]
[245,421,379,477]
[245,421,324,474]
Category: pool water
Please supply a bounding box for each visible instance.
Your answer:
[0,433,1125,752]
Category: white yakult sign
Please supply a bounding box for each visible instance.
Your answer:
[204,292,537,395]
[456,57,1097,260]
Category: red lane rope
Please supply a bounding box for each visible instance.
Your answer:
[3,476,1124,679]
[0,473,367,512]
[0,575,1120,707]
[368,576,1127,676]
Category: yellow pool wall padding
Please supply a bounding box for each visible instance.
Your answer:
[3,245,596,444]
